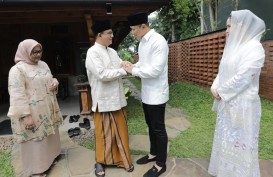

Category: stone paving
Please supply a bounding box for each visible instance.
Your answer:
[8,79,273,177]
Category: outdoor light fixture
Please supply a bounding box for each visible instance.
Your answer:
[106,3,112,15]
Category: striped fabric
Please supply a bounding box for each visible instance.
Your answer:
[94,108,133,170]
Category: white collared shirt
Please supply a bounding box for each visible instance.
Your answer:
[132,29,169,105]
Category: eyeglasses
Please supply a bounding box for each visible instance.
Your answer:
[31,49,43,56]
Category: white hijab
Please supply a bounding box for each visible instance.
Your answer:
[218,10,265,86]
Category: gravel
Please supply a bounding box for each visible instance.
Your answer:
[0,128,95,152]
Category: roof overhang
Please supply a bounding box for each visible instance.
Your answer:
[0,0,170,47]
[1,0,169,6]
[0,0,170,24]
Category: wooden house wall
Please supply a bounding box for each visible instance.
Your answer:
[0,22,89,103]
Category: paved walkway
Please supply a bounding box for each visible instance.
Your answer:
[10,79,273,177]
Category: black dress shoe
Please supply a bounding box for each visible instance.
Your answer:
[143,165,166,177]
[136,155,156,164]
[79,118,91,129]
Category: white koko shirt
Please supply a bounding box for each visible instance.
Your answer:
[85,42,127,112]
[132,29,169,105]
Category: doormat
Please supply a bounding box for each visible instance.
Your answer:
[0,119,12,135]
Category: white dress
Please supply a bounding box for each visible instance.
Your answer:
[208,10,266,177]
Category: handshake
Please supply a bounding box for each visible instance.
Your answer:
[120,61,134,74]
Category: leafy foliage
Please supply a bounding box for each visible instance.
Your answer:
[124,85,133,99]
[118,33,138,52]
[117,33,139,62]
[118,0,201,53]
[118,49,134,63]
[151,0,200,42]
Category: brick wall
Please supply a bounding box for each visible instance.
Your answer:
[168,42,189,83]
[168,31,273,101]
[260,41,273,100]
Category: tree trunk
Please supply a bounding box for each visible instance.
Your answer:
[233,0,239,10]
[209,0,217,31]
[194,0,207,34]
[171,23,176,42]
[200,0,205,34]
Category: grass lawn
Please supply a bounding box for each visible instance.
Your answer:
[2,79,273,176]
[126,78,217,157]
[0,152,14,177]
[167,81,216,158]
[126,78,273,159]
[167,81,273,159]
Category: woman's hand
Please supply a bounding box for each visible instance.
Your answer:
[211,88,221,100]
[23,115,36,130]
[49,79,58,92]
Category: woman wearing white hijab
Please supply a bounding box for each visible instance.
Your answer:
[208,10,265,177]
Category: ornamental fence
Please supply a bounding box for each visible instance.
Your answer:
[168,31,273,100]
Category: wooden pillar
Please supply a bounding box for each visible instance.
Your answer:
[84,14,95,45]
[75,82,92,115]
[79,14,94,115]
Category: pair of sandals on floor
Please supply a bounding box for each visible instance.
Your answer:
[95,163,134,177]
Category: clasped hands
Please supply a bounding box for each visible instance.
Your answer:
[120,61,134,74]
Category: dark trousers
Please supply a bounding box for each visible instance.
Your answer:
[142,102,168,167]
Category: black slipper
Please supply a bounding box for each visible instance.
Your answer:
[95,163,105,177]
[143,165,166,177]
[73,127,81,136]
[79,118,91,129]
[136,155,157,164]
[69,115,76,123]
[68,128,74,138]
[69,115,80,123]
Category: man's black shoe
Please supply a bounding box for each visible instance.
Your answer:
[136,155,156,165]
[143,165,166,177]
